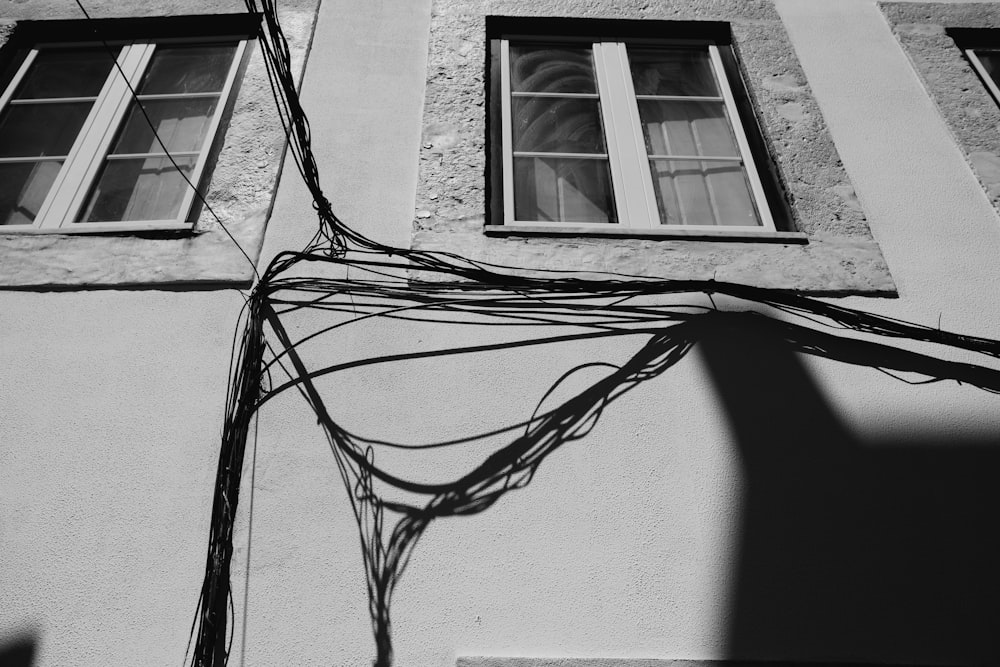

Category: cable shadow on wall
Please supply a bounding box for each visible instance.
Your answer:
[213,291,1000,667]
[175,3,1000,665]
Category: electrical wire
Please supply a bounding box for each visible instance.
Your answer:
[44,2,1000,666]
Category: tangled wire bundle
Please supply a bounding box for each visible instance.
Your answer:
[165,2,1000,666]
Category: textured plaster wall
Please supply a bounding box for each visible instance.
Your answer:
[0,0,319,287]
[0,289,246,665]
[5,1,1000,667]
[0,1,321,665]
[233,1,1000,667]
[412,0,895,293]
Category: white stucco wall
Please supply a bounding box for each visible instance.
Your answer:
[237,0,1000,665]
[3,1,1000,666]
[0,290,242,664]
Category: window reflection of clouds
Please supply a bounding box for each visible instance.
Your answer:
[510,45,612,223]
[510,46,596,93]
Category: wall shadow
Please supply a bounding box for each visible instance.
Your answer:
[0,633,37,667]
[699,317,1000,666]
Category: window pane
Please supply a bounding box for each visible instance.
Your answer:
[629,47,718,97]
[975,50,1000,94]
[649,159,760,226]
[509,45,597,94]
[111,98,218,154]
[0,160,62,225]
[512,97,606,153]
[0,102,93,157]
[14,48,118,99]
[138,44,238,95]
[514,156,616,223]
[79,156,195,222]
[637,100,738,157]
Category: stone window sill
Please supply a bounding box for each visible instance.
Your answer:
[484,225,808,244]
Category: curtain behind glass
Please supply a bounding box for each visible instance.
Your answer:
[629,46,761,227]
[79,43,236,223]
[0,48,117,225]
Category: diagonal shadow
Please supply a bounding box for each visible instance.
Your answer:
[700,315,1000,665]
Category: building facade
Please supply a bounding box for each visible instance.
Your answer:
[2,0,1000,665]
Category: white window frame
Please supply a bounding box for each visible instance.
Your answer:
[0,37,247,233]
[498,37,777,232]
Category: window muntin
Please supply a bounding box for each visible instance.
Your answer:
[0,39,245,232]
[499,38,776,231]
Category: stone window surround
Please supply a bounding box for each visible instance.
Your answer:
[413,0,896,295]
[0,5,317,289]
[881,2,1000,224]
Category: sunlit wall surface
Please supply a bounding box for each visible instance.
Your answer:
[2,1,1000,666]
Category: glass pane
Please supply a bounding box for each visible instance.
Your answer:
[649,159,760,226]
[110,98,218,154]
[0,102,93,157]
[79,156,196,222]
[514,156,616,223]
[629,47,718,97]
[138,44,238,95]
[637,100,738,157]
[14,48,118,99]
[512,97,606,153]
[976,51,1000,87]
[0,160,63,225]
[509,45,596,94]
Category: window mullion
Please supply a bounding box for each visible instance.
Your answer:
[594,42,656,228]
[616,43,661,229]
[48,43,153,228]
[500,39,516,225]
[593,43,628,226]
[708,44,776,231]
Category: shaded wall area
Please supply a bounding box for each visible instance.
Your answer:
[0,634,36,667]
[699,318,1000,665]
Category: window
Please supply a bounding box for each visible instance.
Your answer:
[492,24,785,234]
[0,37,246,232]
[964,47,1000,108]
